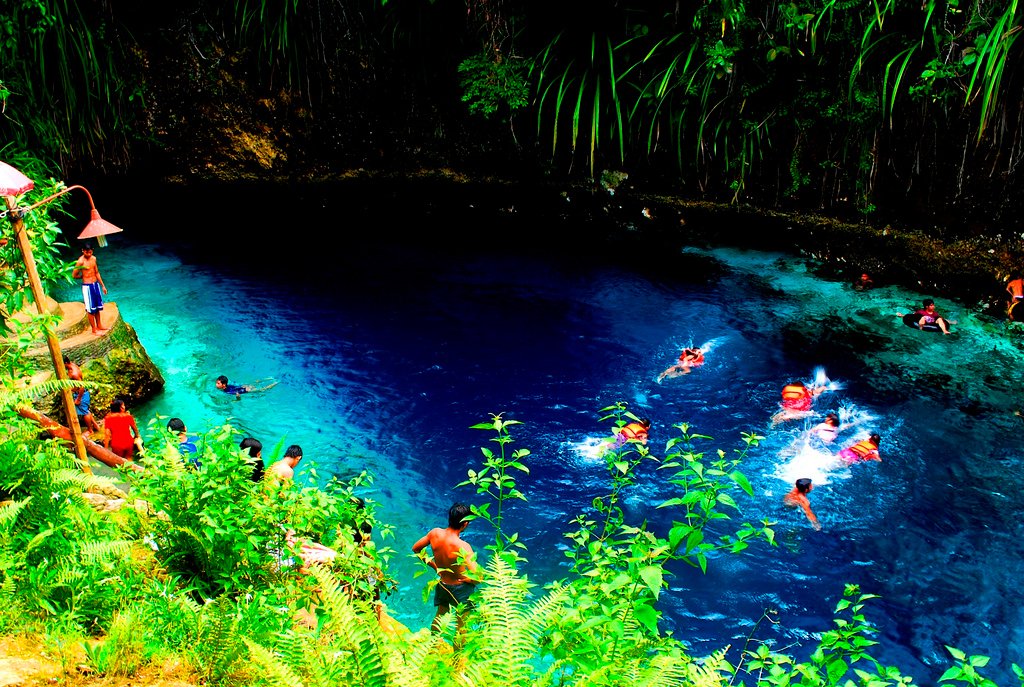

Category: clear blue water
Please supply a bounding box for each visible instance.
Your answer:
[62,201,1024,684]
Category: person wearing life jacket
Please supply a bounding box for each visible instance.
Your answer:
[771,380,827,425]
[838,433,881,464]
[658,347,706,381]
[615,418,651,447]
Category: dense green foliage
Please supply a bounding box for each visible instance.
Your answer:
[1,0,1021,222]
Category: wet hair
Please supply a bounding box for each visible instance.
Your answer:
[638,417,652,429]
[869,433,881,446]
[109,398,126,413]
[240,437,264,481]
[795,478,812,493]
[448,502,472,529]
[167,417,186,433]
[63,355,71,364]
[284,444,303,460]
[216,375,229,385]
[824,412,840,427]
[922,299,935,308]
[239,437,262,458]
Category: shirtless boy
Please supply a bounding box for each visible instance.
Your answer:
[266,444,303,483]
[783,478,821,531]
[412,503,479,640]
[72,246,108,335]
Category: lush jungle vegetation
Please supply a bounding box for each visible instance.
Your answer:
[1,0,1021,230]
[1,160,1022,685]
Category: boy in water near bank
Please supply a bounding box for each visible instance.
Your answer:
[72,245,108,335]
[412,503,480,644]
[215,375,278,399]
[783,478,821,531]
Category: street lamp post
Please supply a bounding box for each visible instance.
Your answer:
[1,161,124,473]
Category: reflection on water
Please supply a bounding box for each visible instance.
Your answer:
[66,232,1024,684]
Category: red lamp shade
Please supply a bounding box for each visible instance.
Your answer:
[0,161,34,196]
[77,208,123,248]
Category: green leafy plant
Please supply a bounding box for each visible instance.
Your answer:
[457,412,531,560]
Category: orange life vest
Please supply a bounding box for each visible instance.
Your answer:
[781,384,809,402]
[620,422,649,440]
[846,439,878,459]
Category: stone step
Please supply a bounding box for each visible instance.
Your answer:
[5,300,122,369]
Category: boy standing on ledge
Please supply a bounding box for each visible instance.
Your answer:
[72,244,108,335]
[412,503,480,644]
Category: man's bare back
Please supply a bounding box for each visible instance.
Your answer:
[413,526,476,585]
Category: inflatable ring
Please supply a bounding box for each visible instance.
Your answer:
[902,313,942,333]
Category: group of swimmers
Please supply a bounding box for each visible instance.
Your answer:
[654,345,882,532]
[774,377,881,530]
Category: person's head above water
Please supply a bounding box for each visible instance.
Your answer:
[824,412,839,428]
[922,299,935,309]
[215,375,229,389]
[869,433,881,446]
[795,478,813,494]
[167,417,186,433]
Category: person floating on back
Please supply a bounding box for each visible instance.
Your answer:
[411,502,480,646]
[772,380,827,425]
[838,433,881,464]
[783,478,821,531]
[215,374,279,399]
[658,347,706,381]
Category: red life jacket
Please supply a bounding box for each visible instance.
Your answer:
[680,349,705,365]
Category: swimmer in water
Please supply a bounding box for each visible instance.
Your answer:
[658,347,706,381]
[783,478,821,531]
[837,433,881,464]
[771,380,827,425]
[809,412,840,443]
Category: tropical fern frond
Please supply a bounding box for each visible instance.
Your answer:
[0,498,32,532]
[243,638,305,687]
[305,563,390,687]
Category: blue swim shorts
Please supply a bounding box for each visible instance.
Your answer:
[75,389,91,417]
[434,581,475,608]
[82,283,104,314]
